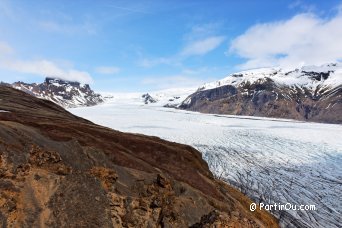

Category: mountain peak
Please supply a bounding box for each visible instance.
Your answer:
[9,78,103,108]
[44,77,82,87]
[198,63,342,92]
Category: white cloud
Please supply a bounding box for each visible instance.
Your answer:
[0,42,93,84]
[183,23,222,42]
[106,3,150,14]
[141,75,205,89]
[181,36,225,56]
[138,22,225,68]
[141,66,220,89]
[288,0,315,11]
[138,57,175,68]
[95,66,121,74]
[0,41,13,55]
[38,20,97,35]
[229,9,342,69]
[181,67,209,75]
[139,35,225,68]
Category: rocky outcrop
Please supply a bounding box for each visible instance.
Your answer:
[7,77,103,108]
[0,86,277,227]
[180,65,342,124]
[142,93,157,104]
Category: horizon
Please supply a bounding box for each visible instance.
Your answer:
[6,61,342,94]
[0,0,342,92]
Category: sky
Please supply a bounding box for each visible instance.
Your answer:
[0,0,342,92]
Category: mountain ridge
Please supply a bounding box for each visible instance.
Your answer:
[179,63,342,124]
[3,77,103,108]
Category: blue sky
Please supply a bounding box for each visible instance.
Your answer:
[0,0,341,92]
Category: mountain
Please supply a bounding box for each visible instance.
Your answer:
[102,87,196,107]
[142,93,157,104]
[7,77,103,108]
[179,63,342,124]
[0,85,277,227]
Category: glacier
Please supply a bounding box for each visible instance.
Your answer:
[70,100,342,228]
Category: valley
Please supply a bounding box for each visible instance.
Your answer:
[71,101,342,228]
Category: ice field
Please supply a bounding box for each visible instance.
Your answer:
[70,101,342,228]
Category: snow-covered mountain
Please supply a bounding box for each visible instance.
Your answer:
[101,87,196,107]
[8,77,103,108]
[180,63,342,124]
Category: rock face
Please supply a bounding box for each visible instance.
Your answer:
[0,86,277,227]
[179,64,342,124]
[8,77,103,108]
[142,93,157,104]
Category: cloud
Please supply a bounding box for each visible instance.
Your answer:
[0,41,13,55]
[181,67,209,75]
[181,36,225,56]
[288,0,315,12]
[183,23,222,41]
[141,75,205,89]
[229,9,342,69]
[95,66,121,74]
[141,66,219,89]
[139,35,225,68]
[138,22,225,68]
[138,57,175,68]
[2,59,93,83]
[0,42,93,84]
[105,3,150,14]
[38,20,97,35]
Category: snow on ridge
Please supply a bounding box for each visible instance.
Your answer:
[198,63,342,92]
[10,78,103,108]
[100,87,197,107]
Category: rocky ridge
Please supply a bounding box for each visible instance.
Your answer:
[6,77,103,108]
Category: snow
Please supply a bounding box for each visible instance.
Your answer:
[199,68,279,91]
[198,63,342,92]
[100,87,196,107]
[70,100,342,228]
[10,78,103,108]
